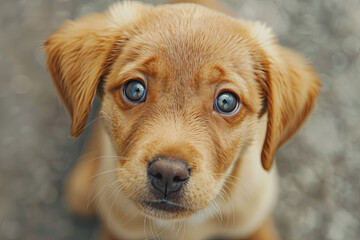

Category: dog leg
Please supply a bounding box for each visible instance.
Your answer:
[242,217,280,240]
[64,123,102,217]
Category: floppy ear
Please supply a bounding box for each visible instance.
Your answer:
[261,45,321,170]
[45,2,148,138]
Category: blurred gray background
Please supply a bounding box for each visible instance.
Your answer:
[1,0,359,239]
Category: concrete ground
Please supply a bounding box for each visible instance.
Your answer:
[0,0,359,239]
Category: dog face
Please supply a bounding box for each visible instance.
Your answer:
[45,3,320,220]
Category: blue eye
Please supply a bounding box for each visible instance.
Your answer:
[215,91,239,114]
[123,80,146,103]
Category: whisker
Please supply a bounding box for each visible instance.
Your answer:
[217,190,230,233]
[87,168,125,182]
[79,155,131,167]
[222,179,255,208]
[181,219,186,240]
[95,179,122,212]
[121,211,139,226]
[218,188,233,234]
[144,216,148,240]
[212,200,223,229]
[108,185,121,225]
[223,184,236,229]
[87,177,118,208]
[149,217,158,239]
[80,116,105,133]
[99,109,112,118]
[154,219,171,237]
[175,220,182,237]
[215,173,255,190]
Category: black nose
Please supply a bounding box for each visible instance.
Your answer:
[148,158,190,197]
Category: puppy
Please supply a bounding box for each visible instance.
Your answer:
[45,0,320,239]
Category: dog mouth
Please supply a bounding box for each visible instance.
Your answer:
[143,199,187,213]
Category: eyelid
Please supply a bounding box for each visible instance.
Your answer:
[107,70,148,92]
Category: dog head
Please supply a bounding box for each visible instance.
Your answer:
[45,2,320,220]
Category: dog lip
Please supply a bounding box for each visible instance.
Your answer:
[143,199,186,212]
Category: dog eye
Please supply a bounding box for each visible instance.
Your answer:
[215,91,239,114]
[123,79,146,103]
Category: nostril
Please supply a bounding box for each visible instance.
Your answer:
[154,173,162,180]
[173,176,182,182]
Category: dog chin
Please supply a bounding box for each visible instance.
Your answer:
[136,199,195,220]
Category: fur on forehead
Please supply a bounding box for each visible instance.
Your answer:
[108,1,276,54]
[105,2,275,96]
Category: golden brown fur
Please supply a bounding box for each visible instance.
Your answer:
[45,1,320,239]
